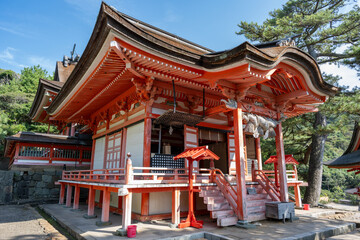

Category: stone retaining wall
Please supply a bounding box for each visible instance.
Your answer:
[0,169,62,204]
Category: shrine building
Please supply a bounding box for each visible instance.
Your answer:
[5,2,337,230]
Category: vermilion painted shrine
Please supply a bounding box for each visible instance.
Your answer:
[4,2,338,231]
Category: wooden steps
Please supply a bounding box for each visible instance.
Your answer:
[199,186,238,227]
[199,184,269,227]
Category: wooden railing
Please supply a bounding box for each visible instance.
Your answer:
[254,170,281,201]
[256,170,299,184]
[62,154,213,185]
[62,168,125,183]
[212,169,238,217]
[12,142,92,166]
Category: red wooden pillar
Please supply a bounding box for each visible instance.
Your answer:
[59,183,65,205]
[66,184,72,207]
[142,102,152,219]
[86,187,96,217]
[90,139,96,170]
[275,120,289,202]
[233,108,247,221]
[73,185,80,209]
[100,189,111,223]
[255,137,262,170]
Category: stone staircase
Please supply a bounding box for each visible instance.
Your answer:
[199,184,270,226]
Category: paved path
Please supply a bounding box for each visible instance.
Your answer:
[0,204,66,240]
[40,204,356,240]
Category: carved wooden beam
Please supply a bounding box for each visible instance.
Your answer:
[110,40,145,79]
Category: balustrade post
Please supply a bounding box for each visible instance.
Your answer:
[293,165,298,181]
[65,184,72,207]
[251,160,256,182]
[59,183,65,205]
[125,153,133,184]
[49,146,54,164]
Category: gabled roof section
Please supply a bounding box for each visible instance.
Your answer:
[54,61,77,83]
[174,146,219,161]
[29,79,63,122]
[265,154,299,165]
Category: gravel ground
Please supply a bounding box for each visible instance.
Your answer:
[0,204,66,240]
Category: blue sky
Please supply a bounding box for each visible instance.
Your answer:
[0,0,358,88]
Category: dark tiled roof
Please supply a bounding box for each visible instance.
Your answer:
[325,150,360,168]
[6,132,92,146]
[325,122,360,168]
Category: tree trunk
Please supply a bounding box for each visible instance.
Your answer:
[303,112,327,206]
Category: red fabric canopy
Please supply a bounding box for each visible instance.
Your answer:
[174,146,219,161]
[265,154,299,165]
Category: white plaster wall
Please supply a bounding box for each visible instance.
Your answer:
[95,190,100,202]
[109,119,125,129]
[110,192,118,208]
[93,137,106,170]
[125,122,144,167]
[132,193,141,214]
[149,192,172,215]
[180,191,189,211]
[96,127,106,134]
[128,109,145,120]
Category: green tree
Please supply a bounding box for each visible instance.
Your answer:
[0,65,54,153]
[237,0,360,205]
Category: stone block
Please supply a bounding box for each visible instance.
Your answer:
[28,180,36,187]
[55,170,63,176]
[44,170,56,176]
[35,188,43,196]
[23,174,30,181]
[42,175,53,183]
[28,187,35,196]
[41,188,50,196]
[14,172,22,182]
[50,188,60,196]
[36,182,46,188]
[33,173,42,181]
[28,171,35,176]
[46,182,55,188]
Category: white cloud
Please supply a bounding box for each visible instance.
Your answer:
[0,47,15,60]
[320,63,359,89]
[0,47,27,69]
[0,21,34,38]
[28,56,54,73]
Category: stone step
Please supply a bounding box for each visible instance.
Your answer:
[247,212,266,222]
[203,196,226,204]
[207,201,231,211]
[210,209,235,219]
[217,215,238,227]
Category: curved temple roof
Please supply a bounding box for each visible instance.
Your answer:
[29,79,64,123]
[46,2,338,124]
[325,122,360,169]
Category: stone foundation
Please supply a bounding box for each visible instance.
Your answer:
[0,165,88,204]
